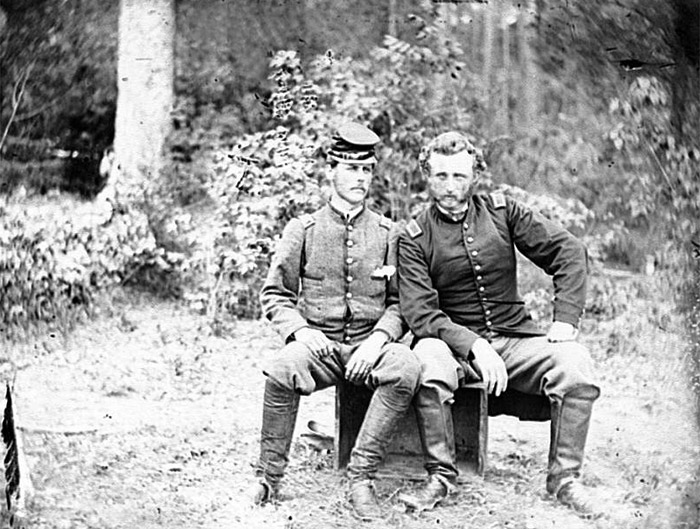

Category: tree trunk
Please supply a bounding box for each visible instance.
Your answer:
[517,0,537,133]
[111,0,175,204]
[482,5,494,131]
[500,6,510,133]
[388,0,396,37]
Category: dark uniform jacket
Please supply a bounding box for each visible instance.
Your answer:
[398,193,587,361]
[260,203,406,346]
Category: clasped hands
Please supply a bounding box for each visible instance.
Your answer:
[468,321,578,396]
[293,327,386,384]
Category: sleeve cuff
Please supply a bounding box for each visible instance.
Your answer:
[276,313,310,342]
[553,300,583,327]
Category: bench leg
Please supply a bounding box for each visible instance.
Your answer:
[335,382,372,471]
[336,382,489,479]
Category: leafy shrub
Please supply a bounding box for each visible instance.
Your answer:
[0,203,184,340]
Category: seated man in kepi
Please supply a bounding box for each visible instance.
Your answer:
[248,122,420,521]
[397,131,602,518]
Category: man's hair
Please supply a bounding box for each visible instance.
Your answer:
[418,131,487,175]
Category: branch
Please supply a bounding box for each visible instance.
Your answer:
[0,62,35,154]
[14,99,57,122]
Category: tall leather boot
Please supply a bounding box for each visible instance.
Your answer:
[397,385,457,512]
[547,385,602,518]
[346,383,414,521]
[247,378,300,505]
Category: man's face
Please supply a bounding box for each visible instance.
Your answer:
[330,162,374,207]
[426,151,478,213]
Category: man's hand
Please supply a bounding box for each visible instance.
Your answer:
[470,338,508,396]
[345,332,387,384]
[294,327,337,358]
[547,321,579,342]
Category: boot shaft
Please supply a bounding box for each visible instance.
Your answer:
[547,386,598,494]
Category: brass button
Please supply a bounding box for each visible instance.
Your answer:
[467,236,474,243]
[485,309,492,316]
[476,275,483,281]
[347,276,353,282]
[471,250,478,257]
[346,257,353,265]
[486,321,492,327]
[347,225,354,231]
[346,240,354,247]
[346,292,353,299]
[479,286,485,292]
[474,265,482,271]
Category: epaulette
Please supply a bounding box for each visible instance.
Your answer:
[378,216,392,230]
[299,213,316,229]
[491,192,506,209]
[405,219,423,238]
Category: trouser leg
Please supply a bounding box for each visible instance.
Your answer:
[494,336,603,517]
[397,338,460,511]
[346,343,420,483]
[410,338,461,483]
[255,340,343,491]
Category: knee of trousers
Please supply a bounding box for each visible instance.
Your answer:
[412,338,461,402]
[542,342,601,400]
[263,341,318,395]
[371,343,421,393]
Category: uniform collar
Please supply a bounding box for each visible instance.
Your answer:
[432,200,470,223]
[328,199,365,223]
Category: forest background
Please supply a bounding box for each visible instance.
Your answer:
[0,0,699,527]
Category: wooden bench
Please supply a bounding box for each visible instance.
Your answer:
[335,381,550,481]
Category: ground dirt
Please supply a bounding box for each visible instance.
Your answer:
[2,284,699,529]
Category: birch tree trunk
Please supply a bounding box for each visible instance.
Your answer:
[110,0,175,205]
[517,0,538,133]
[482,5,495,131]
[500,6,511,133]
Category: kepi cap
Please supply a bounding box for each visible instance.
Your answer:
[328,122,380,165]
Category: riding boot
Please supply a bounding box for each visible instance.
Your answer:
[347,383,414,521]
[547,385,602,518]
[248,378,300,505]
[398,385,457,511]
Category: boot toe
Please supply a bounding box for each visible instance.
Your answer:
[246,480,276,506]
[556,481,605,519]
[398,474,453,512]
[349,480,383,521]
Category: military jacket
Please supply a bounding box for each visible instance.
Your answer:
[260,203,405,345]
[398,193,587,360]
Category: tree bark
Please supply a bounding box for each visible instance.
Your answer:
[111,0,175,204]
[501,5,510,133]
[517,0,537,133]
[483,4,494,130]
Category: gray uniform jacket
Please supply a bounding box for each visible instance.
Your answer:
[260,203,406,345]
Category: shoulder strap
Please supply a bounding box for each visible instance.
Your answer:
[490,192,507,209]
[299,213,316,229]
[406,219,423,238]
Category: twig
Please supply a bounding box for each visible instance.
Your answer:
[643,137,676,194]
[16,425,99,436]
[0,62,35,153]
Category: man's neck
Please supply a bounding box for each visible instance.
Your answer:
[329,195,364,221]
[434,200,469,222]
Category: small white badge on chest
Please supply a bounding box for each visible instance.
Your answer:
[371,265,396,280]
